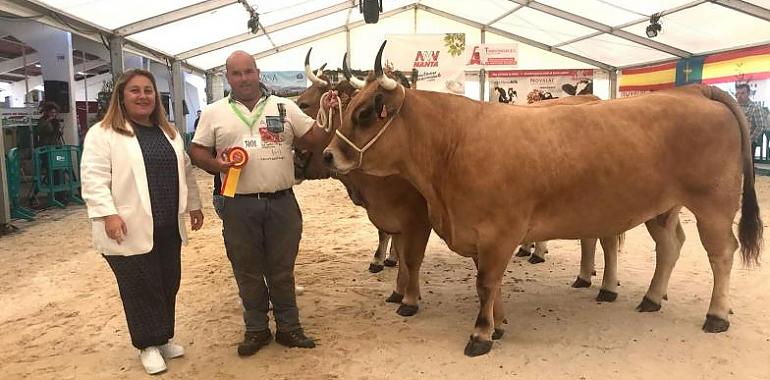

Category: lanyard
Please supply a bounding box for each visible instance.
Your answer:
[229,96,268,134]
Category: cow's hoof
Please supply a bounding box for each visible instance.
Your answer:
[386,291,403,304]
[528,255,545,264]
[596,289,618,302]
[592,270,597,276]
[662,294,668,301]
[636,296,662,312]
[397,304,419,317]
[464,336,493,357]
[383,258,398,267]
[492,328,504,340]
[729,308,734,315]
[515,247,531,257]
[702,314,730,333]
[368,263,384,273]
[571,276,591,288]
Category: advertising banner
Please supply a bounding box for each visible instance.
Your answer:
[260,71,307,98]
[487,69,594,104]
[467,43,518,67]
[385,33,466,94]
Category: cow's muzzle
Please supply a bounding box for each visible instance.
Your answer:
[322,150,334,166]
[322,147,355,174]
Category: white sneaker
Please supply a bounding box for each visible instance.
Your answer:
[159,342,185,359]
[139,346,167,375]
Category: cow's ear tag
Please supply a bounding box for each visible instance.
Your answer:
[380,107,388,119]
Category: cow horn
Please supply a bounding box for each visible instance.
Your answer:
[315,63,327,77]
[304,48,328,86]
[374,41,397,91]
[343,52,366,89]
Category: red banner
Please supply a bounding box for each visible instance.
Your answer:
[489,69,594,78]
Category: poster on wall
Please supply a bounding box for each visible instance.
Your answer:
[260,71,307,98]
[487,70,594,104]
[384,33,466,94]
[467,43,518,67]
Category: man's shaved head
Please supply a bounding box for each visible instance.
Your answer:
[225,50,261,103]
[226,50,257,72]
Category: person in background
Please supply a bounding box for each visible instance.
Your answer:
[211,150,225,218]
[736,83,770,160]
[81,68,204,375]
[31,101,65,205]
[37,101,63,147]
[193,110,202,131]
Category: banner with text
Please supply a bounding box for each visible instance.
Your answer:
[487,70,594,104]
[467,43,519,67]
[260,71,307,98]
[385,33,466,94]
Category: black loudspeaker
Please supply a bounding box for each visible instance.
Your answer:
[361,0,381,24]
[43,80,70,113]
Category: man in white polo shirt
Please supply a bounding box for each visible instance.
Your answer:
[190,50,337,356]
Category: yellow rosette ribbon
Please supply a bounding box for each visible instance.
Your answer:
[221,147,249,198]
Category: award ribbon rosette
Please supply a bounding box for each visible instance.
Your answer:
[221,147,249,198]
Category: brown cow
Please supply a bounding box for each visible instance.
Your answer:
[298,52,621,313]
[323,42,762,356]
[295,50,400,273]
[296,50,430,316]
[516,95,625,298]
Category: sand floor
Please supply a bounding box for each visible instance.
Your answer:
[0,170,768,379]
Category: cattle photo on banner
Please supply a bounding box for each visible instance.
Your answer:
[487,70,594,105]
[384,33,466,94]
[260,71,308,99]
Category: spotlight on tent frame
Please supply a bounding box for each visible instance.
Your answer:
[238,0,260,34]
[360,0,383,24]
[247,15,260,34]
[646,13,662,38]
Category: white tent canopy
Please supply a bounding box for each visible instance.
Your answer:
[1,0,769,227]
[3,0,769,73]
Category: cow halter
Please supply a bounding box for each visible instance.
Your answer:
[334,85,406,169]
[316,90,343,133]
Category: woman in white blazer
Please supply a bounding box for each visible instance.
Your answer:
[81,69,203,375]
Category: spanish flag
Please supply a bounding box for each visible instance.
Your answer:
[701,44,770,84]
[619,61,677,92]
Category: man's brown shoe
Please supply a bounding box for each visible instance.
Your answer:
[237,330,272,356]
[275,328,315,348]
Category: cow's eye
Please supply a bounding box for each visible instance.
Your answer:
[357,106,374,125]
[298,102,309,110]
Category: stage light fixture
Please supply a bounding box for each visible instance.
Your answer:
[238,0,261,34]
[646,13,662,38]
[247,15,260,34]
[360,0,383,24]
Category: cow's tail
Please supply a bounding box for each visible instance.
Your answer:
[704,85,763,266]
